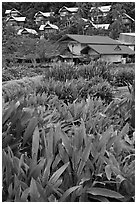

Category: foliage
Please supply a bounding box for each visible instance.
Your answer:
[112,69,135,87]
[2,88,135,201]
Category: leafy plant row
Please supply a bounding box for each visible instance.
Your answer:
[3,75,114,104]
[3,61,135,87]
[2,92,135,201]
[43,61,135,87]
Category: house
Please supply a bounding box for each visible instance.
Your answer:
[59,6,78,18]
[122,13,135,32]
[17,28,38,37]
[34,11,54,26]
[39,21,59,38]
[90,5,111,22]
[6,16,26,28]
[5,8,22,18]
[81,44,134,63]
[118,33,135,51]
[58,34,134,63]
[92,23,110,30]
[58,34,121,55]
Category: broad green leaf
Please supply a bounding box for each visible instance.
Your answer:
[81,119,88,146]
[77,143,92,177]
[49,162,69,185]
[23,116,37,146]
[32,126,39,160]
[21,188,30,202]
[118,123,129,138]
[105,165,112,180]
[52,154,61,170]
[47,126,54,157]
[58,143,69,164]
[87,187,124,199]
[2,101,19,125]
[53,178,63,188]
[29,157,45,180]
[35,181,48,202]
[109,152,119,169]
[106,135,117,150]
[60,186,80,202]
[98,125,114,151]
[42,157,53,186]
[56,125,72,156]
[21,108,33,127]
[30,178,40,201]
[88,194,109,202]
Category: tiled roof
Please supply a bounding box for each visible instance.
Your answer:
[59,34,121,45]
[82,44,135,55]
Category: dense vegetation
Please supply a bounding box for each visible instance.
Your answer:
[2,2,135,202]
[2,61,135,202]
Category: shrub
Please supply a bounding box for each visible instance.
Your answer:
[112,69,135,87]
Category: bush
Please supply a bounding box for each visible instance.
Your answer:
[112,69,135,87]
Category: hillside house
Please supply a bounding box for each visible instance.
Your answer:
[5,8,22,18]
[122,13,135,32]
[90,5,111,22]
[92,23,110,30]
[17,28,38,37]
[58,34,121,55]
[6,16,26,29]
[58,34,134,63]
[59,6,78,18]
[34,11,54,26]
[81,44,134,63]
[39,21,59,38]
[118,33,135,51]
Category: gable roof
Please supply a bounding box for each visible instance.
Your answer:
[59,34,121,45]
[81,44,134,55]
[92,23,110,30]
[90,5,111,13]
[6,16,26,22]
[123,13,135,22]
[17,28,38,35]
[5,8,21,15]
[39,22,59,30]
[59,6,78,13]
[34,11,54,18]
[118,33,135,45]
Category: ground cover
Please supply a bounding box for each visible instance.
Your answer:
[2,61,135,202]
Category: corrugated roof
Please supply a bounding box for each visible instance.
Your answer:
[6,16,26,22]
[34,11,54,18]
[59,34,121,45]
[59,6,78,13]
[5,8,21,15]
[83,44,135,55]
[17,28,38,35]
[90,5,111,13]
[123,13,135,22]
[120,33,135,37]
[92,23,110,30]
[39,22,59,30]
